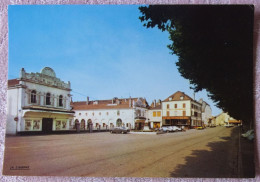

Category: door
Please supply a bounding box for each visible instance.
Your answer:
[42,118,53,133]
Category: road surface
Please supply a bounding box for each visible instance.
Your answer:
[3,126,242,177]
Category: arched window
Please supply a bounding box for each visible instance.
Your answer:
[116,119,122,127]
[31,90,37,103]
[80,119,85,130]
[46,93,51,105]
[59,95,63,107]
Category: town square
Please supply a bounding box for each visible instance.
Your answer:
[2,4,255,179]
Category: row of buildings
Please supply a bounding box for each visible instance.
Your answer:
[6,67,213,135]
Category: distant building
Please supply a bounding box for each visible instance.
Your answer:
[161,91,202,129]
[213,112,241,126]
[7,67,74,135]
[147,99,162,129]
[199,99,212,126]
[72,97,149,131]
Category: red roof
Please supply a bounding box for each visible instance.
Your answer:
[8,79,19,87]
[163,91,193,102]
[72,98,148,110]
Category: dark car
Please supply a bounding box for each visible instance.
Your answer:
[110,127,129,134]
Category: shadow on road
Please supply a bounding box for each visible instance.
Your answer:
[170,127,255,178]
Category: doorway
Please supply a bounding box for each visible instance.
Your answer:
[42,118,53,133]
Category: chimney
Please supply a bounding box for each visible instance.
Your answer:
[86,96,89,105]
[193,92,195,100]
[154,99,156,107]
[158,99,161,105]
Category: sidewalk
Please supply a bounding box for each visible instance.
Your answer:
[239,128,255,178]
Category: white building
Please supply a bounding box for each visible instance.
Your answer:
[72,97,148,131]
[7,67,74,135]
[147,100,162,129]
[199,99,212,126]
[161,91,202,129]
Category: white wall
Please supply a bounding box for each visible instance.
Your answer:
[7,88,19,134]
[74,108,135,130]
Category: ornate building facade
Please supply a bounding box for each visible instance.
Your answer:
[7,67,74,134]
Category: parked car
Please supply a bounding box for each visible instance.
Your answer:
[169,126,182,132]
[161,126,171,132]
[197,126,204,130]
[110,127,129,134]
[162,126,182,132]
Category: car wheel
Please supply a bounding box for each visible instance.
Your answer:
[110,131,113,134]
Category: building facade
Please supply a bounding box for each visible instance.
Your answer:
[161,91,202,129]
[72,97,148,131]
[199,99,212,127]
[147,100,162,129]
[7,67,74,135]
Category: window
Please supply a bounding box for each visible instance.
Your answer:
[183,103,186,108]
[167,104,170,109]
[99,112,101,116]
[153,111,156,117]
[79,113,81,116]
[85,113,88,116]
[167,111,170,116]
[92,112,94,116]
[175,104,177,108]
[117,110,120,116]
[59,95,63,107]
[31,90,37,103]
[157,111,161,117]
[46,93,51,105]
[183,111,186,116]
[106,112,109,115]
[103,123,106,127]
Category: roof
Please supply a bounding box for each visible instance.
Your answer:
[149,104,162,110]
[72,97,148,110]
[163,91,194,102]
[8,79,20,87]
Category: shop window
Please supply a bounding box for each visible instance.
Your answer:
[103,123,106,127]
[33,120,40,130]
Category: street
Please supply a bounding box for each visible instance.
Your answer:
[3,126,249,177]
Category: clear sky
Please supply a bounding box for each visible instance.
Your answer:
[8,5,222,116]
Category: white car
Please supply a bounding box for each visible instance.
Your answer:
[162,126,182,132]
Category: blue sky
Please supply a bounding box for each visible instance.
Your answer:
[8,5,222,116]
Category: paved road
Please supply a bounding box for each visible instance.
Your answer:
[3,126,241,177]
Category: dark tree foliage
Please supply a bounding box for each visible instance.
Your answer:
[139,5,254,124]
